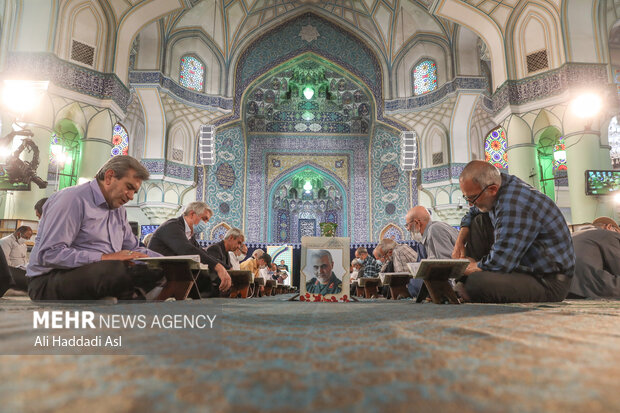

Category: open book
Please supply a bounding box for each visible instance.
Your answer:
[407,259,469,280]
[134,255,208,270]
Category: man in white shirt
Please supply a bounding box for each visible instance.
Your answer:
[0,226,33,291]
[229,243,248,270]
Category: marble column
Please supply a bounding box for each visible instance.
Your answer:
[564,130,613,223]
[78,138,113,180]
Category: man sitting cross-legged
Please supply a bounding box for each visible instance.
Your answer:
[148,202,233,296]
[453,160,574,303]
[27,156,163,300]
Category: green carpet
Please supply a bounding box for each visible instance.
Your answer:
[1,296,619,412]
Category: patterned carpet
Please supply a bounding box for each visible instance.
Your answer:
[1,296,619,412]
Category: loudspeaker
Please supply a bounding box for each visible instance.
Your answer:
[199,125,215,165]
[400,131,417,170]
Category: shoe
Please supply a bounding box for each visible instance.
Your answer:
[99,296,118,304]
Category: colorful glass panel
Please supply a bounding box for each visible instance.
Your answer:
[484,128,508,169]
[553,137,567,171]
[609,116,620,169]
[111,123,129,157]
[413,60,437,95]
[179,55,205,92]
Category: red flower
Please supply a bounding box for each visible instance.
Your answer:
[340,295,349,302]
[300,295,306,301]
[330,296,337,302]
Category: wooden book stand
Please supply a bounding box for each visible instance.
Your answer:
[155,261,202,301]
[228,270,252,298]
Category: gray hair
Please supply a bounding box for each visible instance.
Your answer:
[378,238,398,253]
[312,249,333,263]
[355,247,368,255]
[95,155,149,181]
[183,201,213,217]
[252,249,265,259]
[460,160,501,188]
[224,227,244,240]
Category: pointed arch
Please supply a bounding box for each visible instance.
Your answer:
[510,2,564,79]
[56,0,109,71]
[210,222,231,241]
[379,224,404,241]
[167,119,192,163]
[422,121,449,167]
[266,163,349,241]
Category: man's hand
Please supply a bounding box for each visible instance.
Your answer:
[452,242,466,259]
[464,260,482,275]
[215,263,232,292]
[452,227,470,258]
[102,250,148,261]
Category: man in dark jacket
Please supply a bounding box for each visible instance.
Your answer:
[205,227,245,279]
[569,217,620,299]
[148,201,232,294]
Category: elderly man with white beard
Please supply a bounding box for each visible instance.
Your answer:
[405,206,458,259]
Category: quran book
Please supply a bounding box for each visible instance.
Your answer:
[407,259,469,280]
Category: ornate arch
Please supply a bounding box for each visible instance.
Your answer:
[266,163,349,241]
[210,222,231,241]
[379,224,404,241]
[215,12,399,128]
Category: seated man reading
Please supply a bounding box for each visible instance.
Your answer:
[27,156,163,300]
[148,202,233,296]
[0,225,33,291]
[406,206,458,259]
[204,228,245,295]
[569,217,620,299]
[453,160,574,303]
[306,249,342,295]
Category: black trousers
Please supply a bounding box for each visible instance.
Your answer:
[461,214,571,303]
[9,267,29,291]
[28,261,163,301]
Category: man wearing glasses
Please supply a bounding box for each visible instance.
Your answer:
[149,201,232,294]
[452,160,574,303]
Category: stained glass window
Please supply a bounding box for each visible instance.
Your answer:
[609,116,620,169]
[553,137,567,171]
[111,123,129,157]
[484,127,508,169]
[413,60,437,95]
[179,55,205,92]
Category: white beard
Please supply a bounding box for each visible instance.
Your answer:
[412,230,423,243]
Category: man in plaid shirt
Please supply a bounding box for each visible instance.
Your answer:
[355,247,382,278]
[453,161,575,303]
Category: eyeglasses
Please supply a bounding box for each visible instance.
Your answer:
[462,184,491,205]
[404,219,415,230]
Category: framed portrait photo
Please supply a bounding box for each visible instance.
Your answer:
[300,237,350,301]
